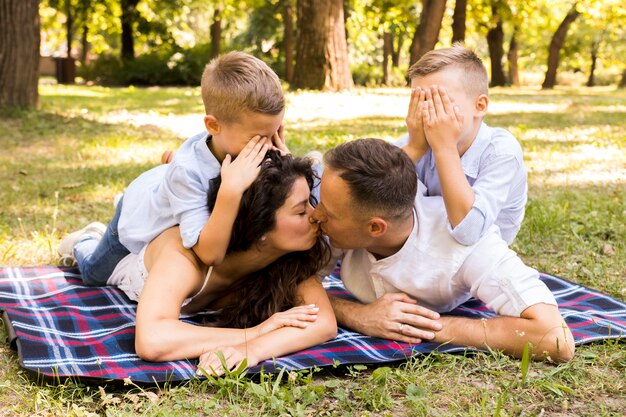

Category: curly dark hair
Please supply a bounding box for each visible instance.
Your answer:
[206,151,330,328]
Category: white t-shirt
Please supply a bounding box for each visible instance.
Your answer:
[395,122,528,245]
[118,132,221,254]
[329,189,555,317]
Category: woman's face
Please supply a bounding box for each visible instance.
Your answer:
[264,176,319,253]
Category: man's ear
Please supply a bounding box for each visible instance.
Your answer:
[475,94,489,118]
[367,217,388,237]
[204,115,221,136]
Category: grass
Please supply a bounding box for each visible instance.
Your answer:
[0,83,625,416]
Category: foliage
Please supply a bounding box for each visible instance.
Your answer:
[38,0,626,88]
[79,43,215,86]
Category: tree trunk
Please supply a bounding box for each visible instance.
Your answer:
[80,23,89,64]
[324,0,353,90]
[382,31,392,85]
[292,0,353,91]
[542,4,580,89]
[507,30,520,86]
[618,69,626,88]
[451,0,467,43]
[391,30,403,67]
[210,6,222,58]
[282,0,294,83]
[65,0,73,57]
[409,0,447,67]
[486,9,506,86]
[0,0,40,108]
[586,40,598,87]
[120,0,139,60]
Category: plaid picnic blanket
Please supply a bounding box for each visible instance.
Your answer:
[0,266,624,384]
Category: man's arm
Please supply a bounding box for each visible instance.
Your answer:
[330,293,442,344]
[435,304,574,362]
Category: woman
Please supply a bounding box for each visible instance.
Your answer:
[107,151,336,375]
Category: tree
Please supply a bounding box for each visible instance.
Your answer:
[210,5,222,58]
[507,30,520,86]
[451,0,467,43]
[541,3,580,89]
[619,69,626,88]
[408,0,447,66]
[282,0,294,82]
[486,3,507,86]
[0,0,40,108]
[292,0,353,91]
[120,0,140,59]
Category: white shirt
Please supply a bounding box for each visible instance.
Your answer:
[118,132,221,253]
[395,122,528,245]
[331,190,555,317]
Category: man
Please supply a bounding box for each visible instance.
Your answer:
[311,138,574,361]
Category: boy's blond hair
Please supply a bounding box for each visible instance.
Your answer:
[407,43,488,99]
[201,51,285,123]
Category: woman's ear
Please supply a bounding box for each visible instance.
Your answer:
[204,115,221,136]
[367,217,388,237]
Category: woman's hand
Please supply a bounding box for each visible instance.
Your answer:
[252,304,320,338]
[197,344,257,377]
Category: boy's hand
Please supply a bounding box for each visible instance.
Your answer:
[404,87,430,162]
[220,135,270,195]
[422,85,464,153]
[272,123,290,155]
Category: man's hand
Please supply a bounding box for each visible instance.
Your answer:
[220,135,270,195]
[404,87,430,162]
[422,85,464,153]
[333,293,442,344]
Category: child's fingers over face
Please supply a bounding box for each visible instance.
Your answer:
[408,87,421,117]
[430,85,446,116]
[239,135,264,158]
[437,86,456,115]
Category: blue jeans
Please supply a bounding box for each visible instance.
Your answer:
[74,196,130,286]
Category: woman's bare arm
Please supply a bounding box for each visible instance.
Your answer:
[198,276,337,374]
[135,227,321,362]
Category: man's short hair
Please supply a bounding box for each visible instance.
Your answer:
[324,138,417,220]
[201,51,285,123]
[407,42,488,98]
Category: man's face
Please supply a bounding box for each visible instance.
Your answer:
[310,168,370,249]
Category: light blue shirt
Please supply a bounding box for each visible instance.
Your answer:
[395,122,527,245]
[118,131,221,253]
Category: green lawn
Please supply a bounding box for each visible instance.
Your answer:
[0,84,624,416]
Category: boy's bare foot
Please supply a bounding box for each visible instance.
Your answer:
[161,150,175,164]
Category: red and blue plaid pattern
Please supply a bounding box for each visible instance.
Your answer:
[1,266,624,383]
